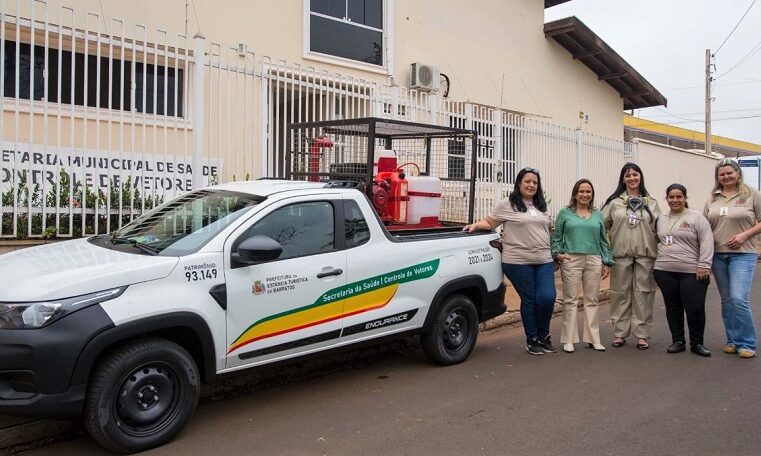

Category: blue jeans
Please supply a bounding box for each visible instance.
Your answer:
[712,253,757,352]
[502,262,557,343]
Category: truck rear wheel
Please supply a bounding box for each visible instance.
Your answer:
[421,294,478,365]
[84,338,200,454]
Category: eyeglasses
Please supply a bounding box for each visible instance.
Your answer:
[521,167,540,174]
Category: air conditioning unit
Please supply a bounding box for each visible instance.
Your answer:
[410,62,440,92]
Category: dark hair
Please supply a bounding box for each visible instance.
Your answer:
[603,162,654,222]
[666,183,689,208]
[509,168,548,213]
[568,178,595,210]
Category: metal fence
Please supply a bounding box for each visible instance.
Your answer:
[0,0,636,238]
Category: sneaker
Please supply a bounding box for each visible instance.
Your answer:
[526,340,544,356]
[667,341,686,354]
[588,343,606,352]
[563,343,575,353]
[738,348,756,359]
[539,336,558,353]
[724,344,737,354]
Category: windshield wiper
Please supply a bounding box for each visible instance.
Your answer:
[110,237,160,256]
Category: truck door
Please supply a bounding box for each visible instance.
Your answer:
[338,199,431,343]
[224,196,346,369]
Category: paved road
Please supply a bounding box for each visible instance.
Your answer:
[22,271,761,456]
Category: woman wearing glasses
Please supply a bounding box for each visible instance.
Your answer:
[552,179,613,353]
[602,163,660,350]
[703,158,761,359]
[464,167,557,356]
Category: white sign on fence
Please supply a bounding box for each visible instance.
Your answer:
[2,142,220,194]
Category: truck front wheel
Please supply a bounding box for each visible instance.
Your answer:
[84,338,200,454]
[421,294,478,365]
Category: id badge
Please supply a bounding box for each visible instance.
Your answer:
[665,235,673,246]
[720,206,729,216]
[529,208,538,217]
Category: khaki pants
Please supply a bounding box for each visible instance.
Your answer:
[609,256,655,339]
[560,254,603,345]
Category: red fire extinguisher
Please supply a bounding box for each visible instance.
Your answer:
[308,135,334,181]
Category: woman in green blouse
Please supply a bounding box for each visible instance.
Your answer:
[552,179,614,353]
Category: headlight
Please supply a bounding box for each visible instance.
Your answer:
[0,287,126,329]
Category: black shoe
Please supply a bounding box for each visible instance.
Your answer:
[612,338,627,348]
[667,341,686,354]
[526,340,544,356]
[690,344,711,357]
[539,336,558,353]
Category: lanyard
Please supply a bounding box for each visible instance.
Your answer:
[667,210,685,235]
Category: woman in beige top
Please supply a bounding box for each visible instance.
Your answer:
[653,184,713,357]
[464,167,556,357]
[703,158,761,359]
[602,162,660,350]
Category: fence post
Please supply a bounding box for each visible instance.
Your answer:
[427,92,439,125]
[575,128,582,182]
[371,82,383,117]
[390,84,400,120]
[192,34,206,190]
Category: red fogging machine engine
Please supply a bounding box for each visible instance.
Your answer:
[306,137,440,228]
[372,155,409,224]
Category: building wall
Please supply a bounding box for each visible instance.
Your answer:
[634,139,720,212]
[9,0,625,138]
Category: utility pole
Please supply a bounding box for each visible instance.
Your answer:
[705,49,712,155]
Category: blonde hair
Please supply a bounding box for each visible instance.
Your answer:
[711,158,753,201]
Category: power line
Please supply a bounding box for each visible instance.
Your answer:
[715,38,761,79]
[663,78,761,91]
[655,114,761,125]
[640,108,761,117]
[715,0,758,55]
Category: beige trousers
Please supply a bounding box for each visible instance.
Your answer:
[609,256,655,339]
[560,254,603,345]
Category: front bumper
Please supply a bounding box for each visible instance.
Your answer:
[479,282,506,322]
[0,304,114,418]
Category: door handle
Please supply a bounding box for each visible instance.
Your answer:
[317,268,343,278]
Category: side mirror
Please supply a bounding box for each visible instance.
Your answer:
[234,235,283,265]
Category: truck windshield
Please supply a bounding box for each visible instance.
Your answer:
[109,189,262,256]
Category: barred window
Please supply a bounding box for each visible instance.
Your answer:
[2,39,184,117]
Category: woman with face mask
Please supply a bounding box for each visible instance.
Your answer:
[552,179,613,353]
[602,163,661,350]
[653,184,713,357]
[704,158,761,359]
[464,167,556,356]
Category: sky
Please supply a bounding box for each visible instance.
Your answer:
[545,0,761,145]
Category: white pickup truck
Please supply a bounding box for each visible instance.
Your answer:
[0,180,504,453]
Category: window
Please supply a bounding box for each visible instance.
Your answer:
[447,139,466,180]
[242,201,335,260]
[308,0,385,67]
[344,200,370,248]
[2,39,184,117]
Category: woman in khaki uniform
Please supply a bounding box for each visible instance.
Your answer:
[602,163,660,350]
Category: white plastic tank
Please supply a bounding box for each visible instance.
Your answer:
[406,176,442,225]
